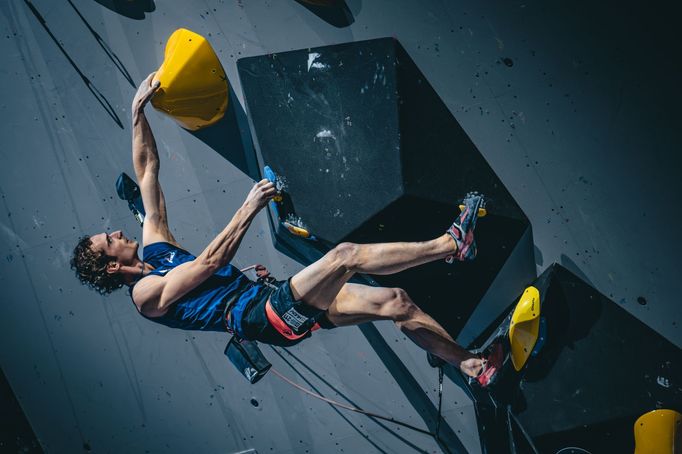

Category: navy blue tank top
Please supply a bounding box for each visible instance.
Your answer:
[132,242,262,332]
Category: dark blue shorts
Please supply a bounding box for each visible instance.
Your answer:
[229,279,336,347]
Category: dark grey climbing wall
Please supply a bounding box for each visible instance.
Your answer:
[0,0,679,453]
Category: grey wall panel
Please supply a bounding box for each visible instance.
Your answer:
[372,320,482,454]
[0,244,83,454]
[1,0,680,452]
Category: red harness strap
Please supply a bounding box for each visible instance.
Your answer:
[265,299,320,340]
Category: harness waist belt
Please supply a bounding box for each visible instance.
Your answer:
[265,298,320,340]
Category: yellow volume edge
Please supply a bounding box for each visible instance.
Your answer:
[509,286,541,371]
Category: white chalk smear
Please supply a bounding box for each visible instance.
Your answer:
[316,129,336,140]
[0,222,28,250]
[657,376,671,388]
[307,52,329,71]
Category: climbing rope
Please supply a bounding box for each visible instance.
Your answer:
[241,264,446,440]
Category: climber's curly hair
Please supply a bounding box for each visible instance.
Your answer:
[71,235,124,295]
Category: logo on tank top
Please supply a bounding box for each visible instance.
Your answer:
[166,251,176,264]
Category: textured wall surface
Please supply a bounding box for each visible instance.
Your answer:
[0,0,679,452]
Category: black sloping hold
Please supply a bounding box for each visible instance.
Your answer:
[515,265,681,452]
[237,37,534,337]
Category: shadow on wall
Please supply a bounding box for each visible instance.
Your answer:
[93,0,155,20]
[23,0,124,128]
[533,244,543,267]
[190,86,260,181]
[68,0,135,87]
[268,345,449,454]
[559,253,594,287]
[293,0,355,28]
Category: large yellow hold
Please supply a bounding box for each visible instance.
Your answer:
[152,28,228,130]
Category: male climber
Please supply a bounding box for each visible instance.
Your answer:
[71,74,501,386]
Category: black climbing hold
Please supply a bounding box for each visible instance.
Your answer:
[238,38,534,339]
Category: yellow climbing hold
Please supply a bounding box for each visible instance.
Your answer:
[152,28,228,130]
[634,409,681,454]
[458,204,487,217]
[509,286,541,371]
